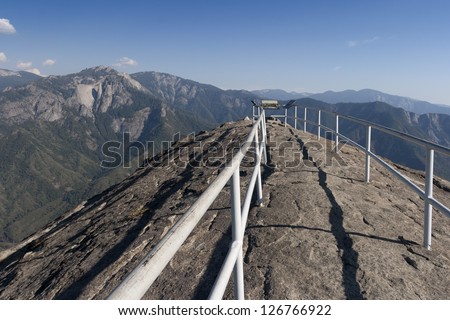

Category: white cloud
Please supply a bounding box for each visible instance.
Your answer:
[17,61,33,69]
[24,68,41,75]
[0,52,6,62]
[113,57,138,67]
[43,59,56,66]
[347,36,380,48]
[16,61,41,75]
[333,66,342,71]
[362,36,380,45]
[0,18,16,34]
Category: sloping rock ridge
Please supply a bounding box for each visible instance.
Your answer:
[0,118,449,300]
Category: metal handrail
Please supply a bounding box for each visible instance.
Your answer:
[316,109,450,157]
[280,106,450,250]
[108,103,448,300]
[108,109,267,300]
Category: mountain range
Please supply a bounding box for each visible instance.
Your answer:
[0,67,254,248]
[0,69,42,91]
[251,89,311,101]
[253,88,450,115]
[288,98,450,180]
[1,66,450,249]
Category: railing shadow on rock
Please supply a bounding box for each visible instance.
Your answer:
[108,108,267,300]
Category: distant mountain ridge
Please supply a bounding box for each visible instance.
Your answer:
[251,89,310,100]
[253,88,450,115]
[0,68,42,91]
[132,71,256,126]
[310,89,450,115]
[292,98,450,180]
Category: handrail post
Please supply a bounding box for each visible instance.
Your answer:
[294,106,297,130]
[317,110,321,140]
[423,148,434,250]
[303,107,307,133]
[252,105,255,124]
[284,108,288,127]
[258,107,262,123]
[256,166,263,207]
[365,126,372,183]
[230,168,244,299]
[254,129,264,206]
[335,114,339,152]
[260,109,267,165]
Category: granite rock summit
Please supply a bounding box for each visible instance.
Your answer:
[0,118,449,299]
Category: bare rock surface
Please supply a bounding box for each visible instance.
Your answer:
[0,119,252,299]
[0,118,449,300]
[243,120,450,299]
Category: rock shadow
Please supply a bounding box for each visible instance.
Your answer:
[317,166,364,299]
[294,131,364,299]
[191,226,232,299]
[54,168,195,299]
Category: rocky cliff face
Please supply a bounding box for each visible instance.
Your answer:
[0,67,211,247]
[0,67,258,248]
[132,71,257,125]
[0,66,147,125]
[0,118,449,300]
[417,113,450,147]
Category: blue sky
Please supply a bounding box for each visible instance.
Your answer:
[1,0,450,104]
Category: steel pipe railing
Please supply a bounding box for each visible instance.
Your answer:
[281,105,450,250]
[335,114,339,152]
[208,241,242,300]
[365,126,372,183]
[423,148,434,250]
[108,101,449,301]
[317,110,321,140]
[303,107,307,133]
[230,169,244,299]
[316,109,450,157]
[108,109,267,300]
